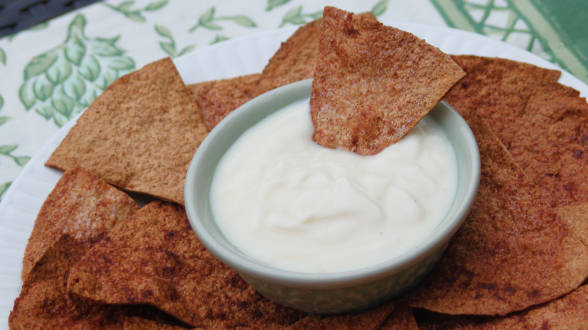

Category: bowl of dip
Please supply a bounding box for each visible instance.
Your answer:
[185,79,480,314]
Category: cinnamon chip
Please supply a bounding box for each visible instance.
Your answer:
[409,116,588,315]
[378,304,418,330]
[21,167,138,282]
[188,73,261,130]
[254,19,323,95]
[446,55,562,139]
[67,201,396,328]
[415,285,588,329]
[11,235,185,329]
[45,58,208,204]
[508,84,588,206]
[11,169,182,328]
[310,7,464,155]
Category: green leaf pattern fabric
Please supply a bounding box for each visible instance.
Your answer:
[19,14,136,127]
[0,0,585,201]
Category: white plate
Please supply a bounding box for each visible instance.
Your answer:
[1,22,587,327]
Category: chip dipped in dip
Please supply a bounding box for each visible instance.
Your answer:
[210,99,457,273]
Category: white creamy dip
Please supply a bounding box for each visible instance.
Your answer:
[210,99,457,273]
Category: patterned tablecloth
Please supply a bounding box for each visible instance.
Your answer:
[0,0,586,200]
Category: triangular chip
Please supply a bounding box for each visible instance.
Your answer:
[12,236,120,329]
[254,12,378,96]
[11,234,184,329]
[446,55,563,139]
[377,303,418,330]
[291,302,396,329]
[254,19,323,95]
[507,84,588,206]
[187,73,261,130]
[409,115,588,315]
[415,285,588,329]
[310,7,465,155]
[67,201,396,328]
[21,167,138,282]
[45,58,208,204]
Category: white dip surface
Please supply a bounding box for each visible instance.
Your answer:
[210,99,457,273]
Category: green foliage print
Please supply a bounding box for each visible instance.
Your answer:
[0,181,11,200]
[0,144,30,167]
[0,94,9,126]
[19,14,136,127]
[278,5,322,27]
[103,0,169,23]
[371,0,389,17]
[189,7,257,32]
[266,0,291,11]
[155,25,196,58]
[0,47,6,65]
[210,34,230,45]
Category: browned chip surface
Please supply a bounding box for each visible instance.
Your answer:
[255,12,379,96]
[254,18,322,95]
[508,84,588,206]
[291,302,396,329]
[45,58,208,204]
[21,167,138,282]
[409,115,588,315]
[11,233,184,329]
[446,55,562,142]
[11,169,183,328]
[378,304,418,330]
[11,235,120,329]
[310,7,464,155]
[67,201,395,329]
[187,73,261,130]
[415,285,588,329]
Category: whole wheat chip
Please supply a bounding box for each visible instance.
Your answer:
[11,235,184,329]
[409,115,588,315]
[446,55,562,142]
[45,58,208,204]
[415,285,588,329]
[310,7,464,155]
[21,167,138,282]
[187,73,261,130]
[254,12,378,96]
[377,304,418,330]
[508,84,588,206]
[291,302,396,329]
[67,201,396,329]
[11,236,119,329]
[254,19,322,95]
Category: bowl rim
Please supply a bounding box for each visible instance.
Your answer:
[185,79,480,289]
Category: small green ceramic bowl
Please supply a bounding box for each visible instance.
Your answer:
[185,79,480,314]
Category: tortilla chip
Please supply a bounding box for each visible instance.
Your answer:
[11,236,118,329]
[415,285,588,329]
[310,7,465,155]
[187,73,261,130]
[11,235,184,329]
[21,167,138,282]
[446,55,562,141]
[67,201,304,327]
[45,58,208,204]
[507,84,588,206]
[67,201,395,328]
[378,304,418,330]
[254,19,322,95]
[291,302,396,329]
[409,115,588,315]
[254,12,378,96]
